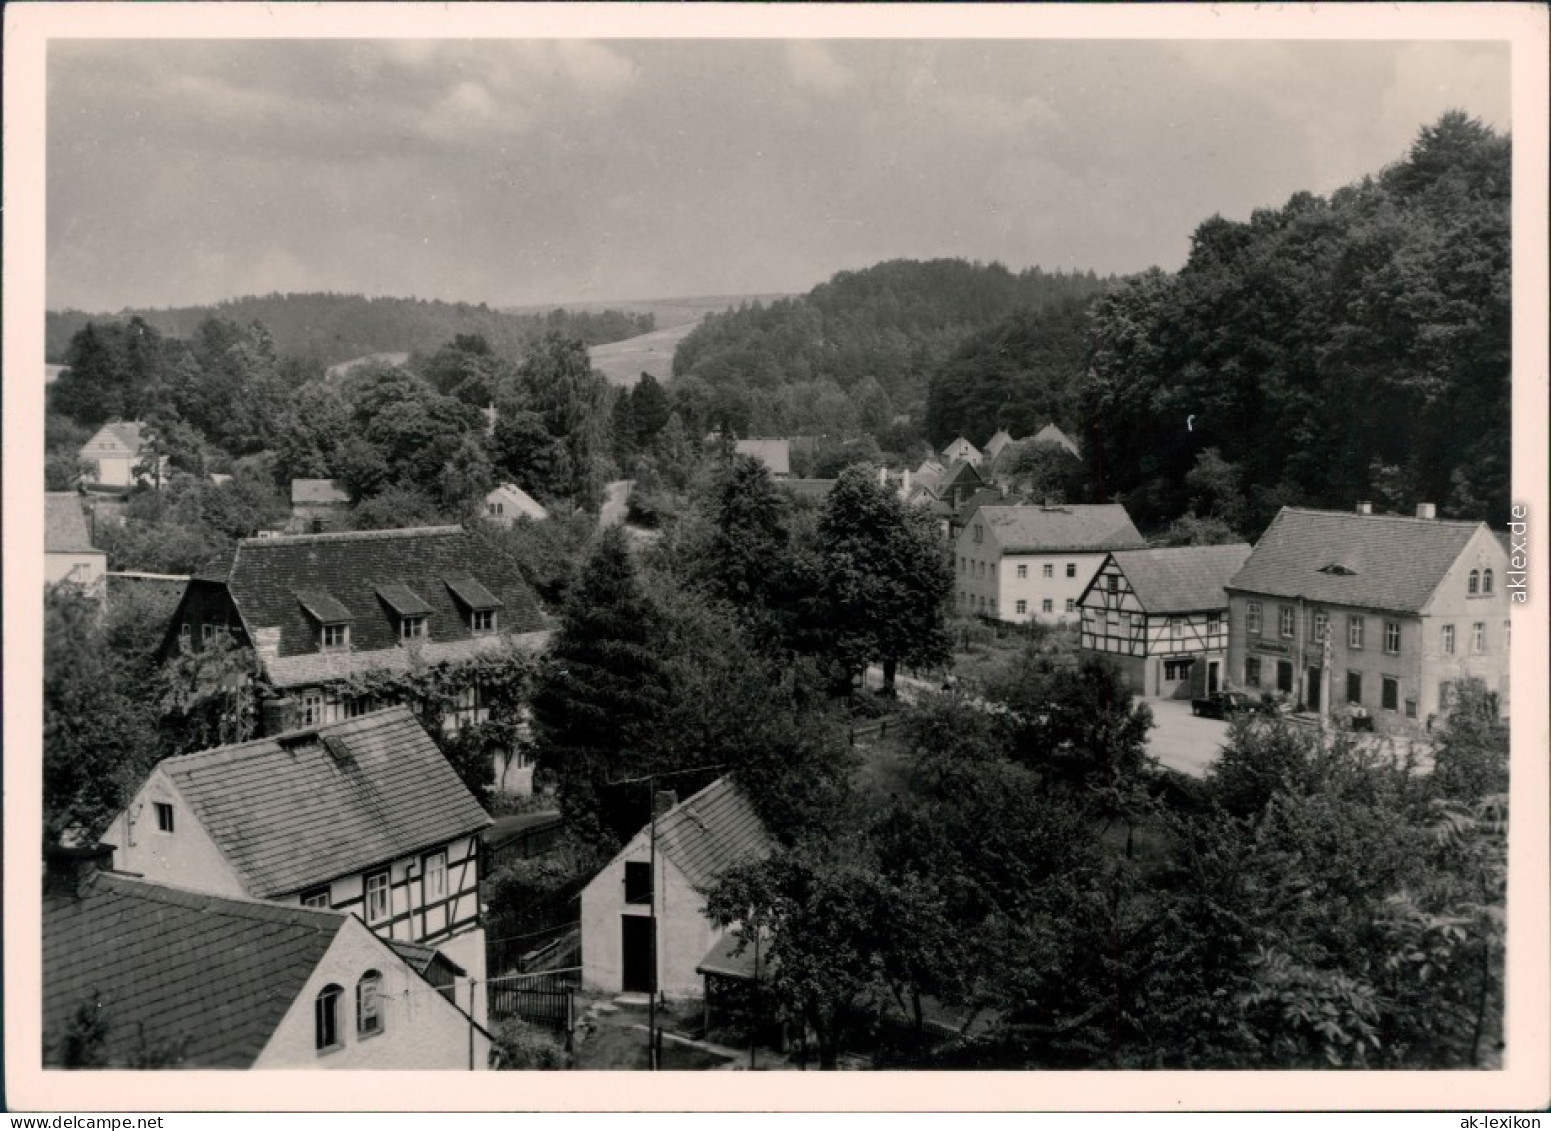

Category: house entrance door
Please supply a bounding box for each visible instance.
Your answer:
[621,915,655,993]
[1306,667,1322,712]
[1207,660,1220,695]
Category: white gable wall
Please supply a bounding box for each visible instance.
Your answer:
[104,771,248,898]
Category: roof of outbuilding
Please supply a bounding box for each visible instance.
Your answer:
[157,706,492,898]
[976,504,1145,554]
[43,872,345,1068]
[735,438,791,477]
[45,493,98,554]
[214,525,545,662]
[1226,507,1494,613]
[1099,544,1253,614]
[649,777,772,892]
[289,479,351,505]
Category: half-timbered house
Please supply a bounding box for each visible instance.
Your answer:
[1077,543,1252,698]
[103,706,494,1028]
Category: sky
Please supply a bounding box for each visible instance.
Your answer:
[46,37,1511,312]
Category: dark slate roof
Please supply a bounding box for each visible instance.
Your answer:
[44,872,345,1068]
[159,706,492,898]
[217,525,545,661]
[445,575,503,611]
[1226,507,1491,613]
[1101,544,1253,614]
[980,504,1145,554]
[696,929,774,981]
[938,459,985,494]
[649,778,772,892]
[389,939,466,979]
[376,582,434,617]
[296,588,354,623]
[45,493,98,553]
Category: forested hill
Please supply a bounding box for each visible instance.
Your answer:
[45,293,654,369]
[669,259,1114,415]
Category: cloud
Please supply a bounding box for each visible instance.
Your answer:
[785,41,855,95]
[555,40,638,96]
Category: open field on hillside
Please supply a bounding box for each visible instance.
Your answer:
[588,320,704,388]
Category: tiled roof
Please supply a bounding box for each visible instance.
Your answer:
[1226,507,1489,613]
[159,707,492,898]
[1102,544,1252,614]
[389,939,466,979]
[446,576,503,611]
[979,504,1145,554]
[939,460,985,494]
[376,582,433,617]
[735,438,792,477]
[45,493,98,553]
[651,777,772,892]
[263,629,551,690]
[290,479,351,506]
[44,872,344,1068]
[217,525,546,662]
[1031,423,1081,458]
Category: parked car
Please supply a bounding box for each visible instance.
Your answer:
[1191,690,1261,719]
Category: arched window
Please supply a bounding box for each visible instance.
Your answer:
[1468,570,1479,595]
[315,984,343,1051]
[1482,568,1494,595]
[357,971,384,1036]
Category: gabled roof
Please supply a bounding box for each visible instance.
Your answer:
[44,872,346,1067]
[983,429,1016,460]
[1031,423,1081,458]
[45,493,99,554]
[975,503,1145,555]
[938,460,986,494]
[649,778,772,892]
[486,483,548,520]
[290,479,351,506]
[941,436,981,461]
[735,438,792,477]
[157,706,492,898]
[1226,507,1494,613]
[213,525,545,663]
[81,421,146,454]
[390,939,467,979]
[1096,544,1253,614]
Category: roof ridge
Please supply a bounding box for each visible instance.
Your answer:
[1281,506,1482,529]
[238,525,466,548]
[95,872,346,929]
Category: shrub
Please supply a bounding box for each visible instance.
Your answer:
[491,1018,570,1069]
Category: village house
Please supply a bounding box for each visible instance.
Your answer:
[1225,504,1511,730]
[79,420,166,489]
[1030,422,1082,459]
[102,706,493,1028]
[45,492,107,597]
[162,524,550,792]
[43,851,488,1069]
[581,777,772,1000]
[734,437,792,478]
[954,502,1146,625]
[939,435,983,468]
[288,478,351,534]
[982,428,1016,463]
[1078,543,1253,699]
[483,481,549,525]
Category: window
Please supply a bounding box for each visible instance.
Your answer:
[153,801,174,833]
[1405,699,1418,719]
[1017,564,1027,579]
[624,860,652,905]
[301,886,331,909]
[1163,659,1194,681]
[357,972,384,1037]
[1016,600,1027,615]
[1312,611,1328,642]
[423,851,448,902]
[1441,624,1455,655]
[489,502,504,517]
[959,556,966,574]
[1107,576,1118,595]
[300,691,324,727]
[1482,569,1494,595]
[179,623,192,646]
[471,609,497,635]
[400,615,427,641]
[1207,611,1222,632]
[1066,563,1077,578]
[322,623,349,651]
[365,871,391,925]
[344,696,375,719]
[973,524,983,544]
[1065,599,1076,613]
[1041,599,1053,614]
[1279,606,1294,639]
[1042,564,1053,579]
[1348,616,1364,650]
[1384,621,1401,654]
[1346,671,1362,705]
[1382,676,1399,712]
[315,985,343,1052]
[201,623,217,643]
[1472,622,1485,653]
[1245,657,1261,688]
[1247,602,1262,636]
[1468,569,1479,595]
[1168,616,1182,640]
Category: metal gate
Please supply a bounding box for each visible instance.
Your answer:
[488,967,580,1039]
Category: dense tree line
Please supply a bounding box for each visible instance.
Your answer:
[46,292,653,370]
[1079,112,1511,532]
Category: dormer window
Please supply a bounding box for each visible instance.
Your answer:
[297,589,354,654]
[322,623,349,651]
[377,584,432,644]
[400,616,427,641]
[471,610,497,635]
[445,576,504,637]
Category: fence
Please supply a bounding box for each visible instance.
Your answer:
[488,966,581,1041]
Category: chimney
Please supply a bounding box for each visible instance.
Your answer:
[261,697,298,736]
[1415,502,1437,520]
[1355,501,1372,515]
[44,841,114,898]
